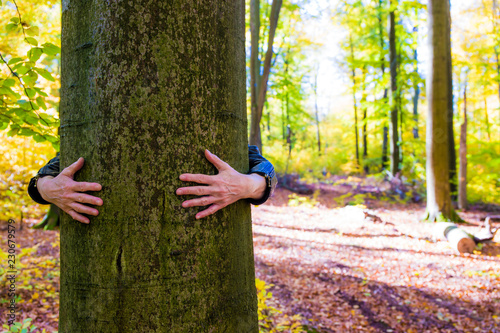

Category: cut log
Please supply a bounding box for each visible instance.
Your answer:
[434,222,475,254]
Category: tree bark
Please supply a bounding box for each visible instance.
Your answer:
[377,0,389,170]
[484,96,491,141]
[250,0,261,150]
[349,34,360,168]
[249,0,283,152]
[389,1,400,175]
[458,82,467,210]
[426,0,456,221]
[412,50,420,139]
[60,1,258,332]
[446,0,457,199]
[362,69,368,174]
[313,70,322,155]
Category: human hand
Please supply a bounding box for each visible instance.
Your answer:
[176,149,266,219]
[37,157,103,224]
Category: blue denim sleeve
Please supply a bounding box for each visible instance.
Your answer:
[247,145,277,205]
[27,153,61,205]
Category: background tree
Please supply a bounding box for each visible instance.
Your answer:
[59,1,257,331]
[425,0,458,221]
[250,0,283,152]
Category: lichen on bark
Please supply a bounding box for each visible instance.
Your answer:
[59,0,257,332]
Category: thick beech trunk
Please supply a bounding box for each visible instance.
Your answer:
[60,1,258,332]
[426,0,457,222]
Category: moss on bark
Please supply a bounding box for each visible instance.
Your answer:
[60,0,257,331]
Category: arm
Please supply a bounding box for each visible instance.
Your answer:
[176,146,277,219]
[28,156,103,224]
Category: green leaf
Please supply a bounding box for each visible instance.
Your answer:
[33,67,55,82]
[24,116,39,126]
[25,26,39,36]
[2,78,16,87]
[10,17,20,24]
[7,127,20,137]
[25,37,38,46]
[6,23,18,32]
[0,86,17,98]
[36,96,47,110]
[22,72,38,87]
[41,43,61,56]
[33,133,46,142]
[16,65,30,75]
[28,48,43,62]
[0,122,8,130]
[25,88,36,99]
[34,87,48,97]
[8,57,23,65]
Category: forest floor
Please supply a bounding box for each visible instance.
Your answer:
[1,183,500,332]
[254,186,500,333]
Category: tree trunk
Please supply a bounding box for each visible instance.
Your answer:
[250,0,262,152]
[484,96,491,141]
[362,70,368,174]
[389,2,400,175]
[377,0,388,170]
[60,1,258,332]
[313,70,322,155]
[446,0,457,200]
[434,222,475,254]
[349,34,360,168]
[458,83,467,210]
[249,0,283,152]
[426,0,457,222]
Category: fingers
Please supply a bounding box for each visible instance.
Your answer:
[66,209,90,224]
[70,202,99,217]
[196,204,223,220]
[67,192,103,206]
[70,181,102,193]
[179,173,213,184]
[205,150,230,171]
[60,157,84,178]
[182,196,216,208]
[176,186,212,197]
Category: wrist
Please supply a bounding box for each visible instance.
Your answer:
[245,173,267,200]
[36,176,54,202]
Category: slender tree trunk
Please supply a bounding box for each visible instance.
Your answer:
[313,71,322,155]
[389,2,400,175]
[362,70,368,174]
[447,0,457,200]
[492,0,500,105]
[249,0,283,152]
[60,1,257,331]
[377,0,389,170]
[250,0,261,150]
[413,51,420,139]
[484,96,491,141]
[426,0,457,221]
[349,34,360,167]
[458,82,467,210]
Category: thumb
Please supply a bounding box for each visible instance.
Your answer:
[60,157,84,178]
[205,149,230,171]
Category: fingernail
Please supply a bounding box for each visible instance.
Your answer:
[179,175,186,181]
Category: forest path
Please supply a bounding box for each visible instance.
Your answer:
[253,190,500,333]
